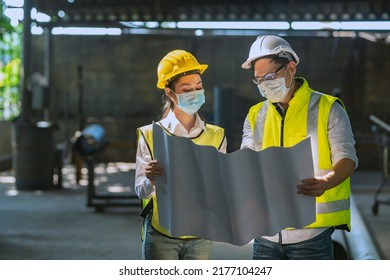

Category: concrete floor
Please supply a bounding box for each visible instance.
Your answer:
[0,164,388,260]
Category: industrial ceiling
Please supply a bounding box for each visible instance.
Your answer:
[26,0,389,30]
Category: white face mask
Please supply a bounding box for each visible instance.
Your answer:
[173,89,205,115]
[257,75,292,103]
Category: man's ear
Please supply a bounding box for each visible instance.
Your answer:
[288,61,297,75]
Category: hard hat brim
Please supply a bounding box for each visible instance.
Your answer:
[157,64,208,89]
[241,50,300,69]
[241,59,254,69]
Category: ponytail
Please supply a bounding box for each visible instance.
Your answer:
[160,94,174,120]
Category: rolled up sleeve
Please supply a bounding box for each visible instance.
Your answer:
[328,102,359,169]
[240,115,255,150]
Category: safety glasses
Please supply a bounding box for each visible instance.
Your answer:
[252,64,286,85]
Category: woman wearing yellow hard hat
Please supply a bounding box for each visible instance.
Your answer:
[135,50,227,259]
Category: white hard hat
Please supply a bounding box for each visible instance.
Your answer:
[242,35,300,69]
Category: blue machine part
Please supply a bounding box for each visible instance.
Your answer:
[76,124,106,155]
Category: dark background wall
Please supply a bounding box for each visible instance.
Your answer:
[29,34,390,170]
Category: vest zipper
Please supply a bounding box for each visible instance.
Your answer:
[274,103,286,147]
[279,106,286,147]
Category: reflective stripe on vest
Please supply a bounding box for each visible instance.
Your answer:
[247,78,351,230]
[137,122,225,238]
[317,198,350,214]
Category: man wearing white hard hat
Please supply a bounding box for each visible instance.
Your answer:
[241,35,358,260]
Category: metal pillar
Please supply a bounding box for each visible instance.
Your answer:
[20,0,32,123]
[43,26,53,121]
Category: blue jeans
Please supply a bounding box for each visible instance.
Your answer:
[142,218,212,260]
[253,227,335,260]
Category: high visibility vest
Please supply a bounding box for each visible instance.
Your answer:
[137,122,225,238]
[247,78,351,231]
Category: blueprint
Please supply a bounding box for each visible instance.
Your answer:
[153,123,316,246]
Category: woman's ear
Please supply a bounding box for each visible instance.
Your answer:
[165,87,175,101]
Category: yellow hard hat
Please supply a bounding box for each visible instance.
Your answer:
[156,50,208,89]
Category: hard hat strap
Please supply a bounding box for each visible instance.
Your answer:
[278,51,295,62]
[166,69,200,88]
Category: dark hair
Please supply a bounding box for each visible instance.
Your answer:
[161,94,174,120]
[158,75,177,119]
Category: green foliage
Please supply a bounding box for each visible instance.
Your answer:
[0,0,22,120]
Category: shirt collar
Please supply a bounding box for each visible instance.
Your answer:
[159,110,207,134]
